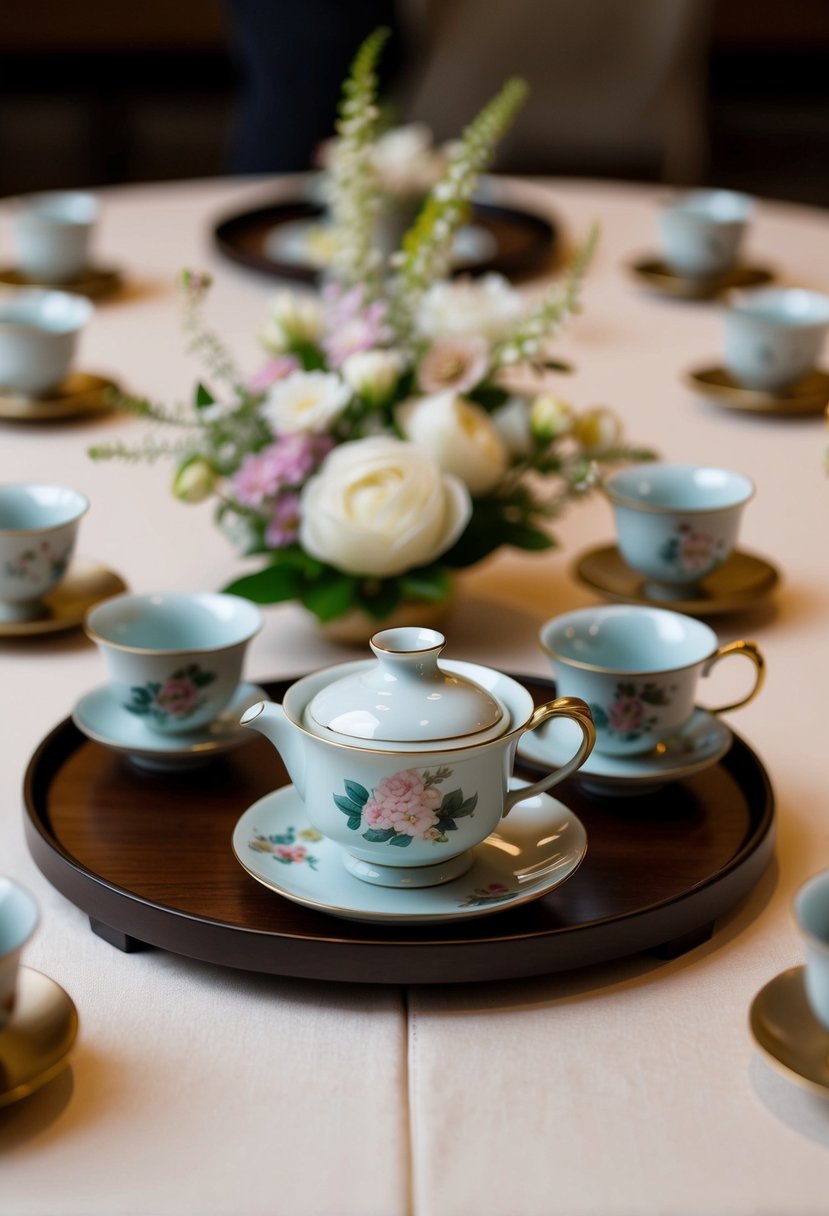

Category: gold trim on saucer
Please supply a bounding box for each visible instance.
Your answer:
[0,373,119,422]
[0,966,78,1108]
[749,966,829,1096]
[686,366,829,415]
[572,544,779,617]
[0,557,127,637]
[628,256,773,301]
[0,264,123,301]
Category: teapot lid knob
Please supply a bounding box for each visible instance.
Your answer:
[306,626,505,743]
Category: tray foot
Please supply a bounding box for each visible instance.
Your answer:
[649,922,714,959]
[90,918,151,953]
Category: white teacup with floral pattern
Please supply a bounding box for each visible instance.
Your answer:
[540,605,765,758]
[0,483,88,622]
[604,462,754,600]
[85,592,262,735]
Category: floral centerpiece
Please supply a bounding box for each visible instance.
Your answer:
[91,29,650,636]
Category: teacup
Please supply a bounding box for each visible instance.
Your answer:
[0,483,89,622]
[794,871,829,1032]
[85,591,262,735]
[604,462,754,599]
[660,189,753,280]
[12,190,99,284]
[0,878,39,1028]
[540,604,765,757]
[0,288,93,398]
[722,286,829,391]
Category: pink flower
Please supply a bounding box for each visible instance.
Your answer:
[321,283,394,368]
[362,769,442,839]
[155,678,200,716]
[276,845,307,862]
[678,525,719,573]
[248,356,300,393]
[418,335,489,394]
[265,492,301,547]
[233,435,333,506]
[608,696,646,734]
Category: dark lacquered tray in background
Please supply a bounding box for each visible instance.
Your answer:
[23,676,774,986]
[213,197,558,283]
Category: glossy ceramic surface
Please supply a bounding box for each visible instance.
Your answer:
[85,592,263,735]
[12,190,98,284]
[540,604,764,758]
[0,483,88,620]
[794,871,829,1031]
[723,286,829,391]
[573,544,780,616]
[750,967,829,1097]
[0,558,126,637]
[687,365,829,415]
[628,256,772,301]
[232,781,587,923]
[0,967,78,1107]
[0,288,92,397]
[604,462,753,596]
[0,879,39,1027]
[72,682,269,771]
[518,707,732,796]
[660,189,753,279]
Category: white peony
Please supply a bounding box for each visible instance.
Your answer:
[299,436,471,577]
[262,370,351,435]
[341,349,406,404]
[398,392,509,497]
[416,274,524,343]
[261,290,325,353]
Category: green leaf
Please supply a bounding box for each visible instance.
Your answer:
[347,815,362,832]
[440,789,464,816]
[440,817,458,832]
[223,563,303,605]
[290,341,326,371]
[388,833,414,848]
[362,828,396,843]
[356,579,401,620]
[589,704,609,730]
[398,565,452,604]
[301,573,360,622]
[457,795,478,817]
[344,781,370,806]
[500,524,555,551]
[194,382,215,408]
[333,794,365,817]
[466,385,510,412]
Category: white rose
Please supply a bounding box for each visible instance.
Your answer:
[397,392,509,496]
[261,290,324,352]
[341,349,406,404]
[262,370,351,435]
[416,274,524,343]
[491,396,533,457]
[299,436,471,577]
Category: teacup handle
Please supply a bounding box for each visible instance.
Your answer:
[504,696,596,815]
[701,639,766,714]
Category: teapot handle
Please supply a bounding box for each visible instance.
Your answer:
[503,696,596,815]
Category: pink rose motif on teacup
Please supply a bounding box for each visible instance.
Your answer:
[334,766,478,848]
[659,522,726,577]
[124,663,216,725]
[590,681,676,745]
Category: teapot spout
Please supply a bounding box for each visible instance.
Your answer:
[240,701,305,796]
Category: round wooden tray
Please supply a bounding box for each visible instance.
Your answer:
[212,198,557,283]
[23,676,774,985]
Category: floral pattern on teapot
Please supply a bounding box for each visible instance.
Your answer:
[589,682,676,744]
[334,766,478,847]
[123,663,216,724]
[659,522,726,577]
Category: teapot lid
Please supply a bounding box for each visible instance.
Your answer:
[306,627,506,743]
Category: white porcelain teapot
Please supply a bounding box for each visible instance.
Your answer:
[241,627,595,888]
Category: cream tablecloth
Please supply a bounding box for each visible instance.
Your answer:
[1,175,828,1216]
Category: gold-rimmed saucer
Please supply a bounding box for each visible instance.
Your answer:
[572,544,779,617]
[0,265,123,301]
[750,966,829,1097]
[628,256,773,301]
[686,366,829,416]
[0,557,126,637]
[0,967,78,1108]
[0,372,119,423]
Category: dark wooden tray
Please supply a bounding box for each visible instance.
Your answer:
[23,676,774,986]
[212,198,558,283]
